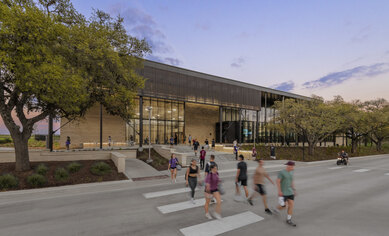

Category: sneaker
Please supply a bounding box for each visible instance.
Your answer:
[247,199,253,206]
[174,179,177,183]
[191,198,195,204]
[205,213,213,220]
[265,208,272,215]
[213,213,222,220]
[286,219,297,227]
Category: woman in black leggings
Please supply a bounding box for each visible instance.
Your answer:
[186,159,200,204]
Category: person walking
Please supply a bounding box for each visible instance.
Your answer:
[270,144,276,159]
[170,136,174,148]
[211,138,215,150]
[108,136,112,148]
[66,136,71,150]
[204,165,222,220]
[235,155,249,200]
[252,146,258,160]
[199,146,206,170]
[274,161,297,226]
[168,154,179,183]
[193,139,199,157]
[188,134,192,147]
[247,159,275,215]
[205,155,218,177]
[233,139,238,160]
[205,138,209,150]
[186,159,200,204]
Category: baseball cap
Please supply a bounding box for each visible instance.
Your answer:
[285,161,295,166]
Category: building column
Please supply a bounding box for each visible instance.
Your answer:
[264,93,268,144]
[255,110,259,145]
[238,109,242,143]
[139,96,143,147]
[219,106,223,144]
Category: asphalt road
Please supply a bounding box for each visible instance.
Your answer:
[0,154,388,236]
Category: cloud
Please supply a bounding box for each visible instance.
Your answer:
[270,81,295,92]
[303,63,389,89]
[109,5,181,64]
[164,57,181,66]
[231,57,245,68]
[146,55,182,66]
[351,25,371,43]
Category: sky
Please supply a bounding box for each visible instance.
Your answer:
[1,0,389,134]
[70,0,389,102]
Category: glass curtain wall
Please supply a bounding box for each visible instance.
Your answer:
[222,108,257,143]
[126,97,185,144]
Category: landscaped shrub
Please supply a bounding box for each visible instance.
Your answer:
[54,168,69,182]
[0,174,18,190]
[90,162,111,176]
[35,164,48,175]
[67,162,82,173]
[26,174,46,187]
[0,137,12,144]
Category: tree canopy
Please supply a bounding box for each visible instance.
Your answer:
[0,0,151,171]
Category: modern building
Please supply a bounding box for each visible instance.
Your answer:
[60,60,310,148]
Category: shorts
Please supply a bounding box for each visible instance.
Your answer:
[278,195,294,207]
[237,178,247,186]
[255,184,266,195]
[170,167,176,170]
[204,189,218,194]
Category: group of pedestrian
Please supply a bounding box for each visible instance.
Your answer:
[235,154,297,226]
[169,148,297,226]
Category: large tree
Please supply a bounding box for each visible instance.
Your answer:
[273,96,341,155]
[0,0,151,171]
[364,99,389,151]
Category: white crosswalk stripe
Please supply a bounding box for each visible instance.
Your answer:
[179,211,264,236]
[353,169,370,173]
[143,187,193,199]
[385,173,389,176]
[157,198,222,214]
[329,167,344,170]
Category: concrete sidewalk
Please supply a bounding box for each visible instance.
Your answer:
[125,158,168,180]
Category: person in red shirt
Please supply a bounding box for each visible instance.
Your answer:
[200,146,206,170]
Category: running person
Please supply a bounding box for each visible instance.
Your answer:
[199,146,206,170]
[274,161,297,226]
[204,165,222,219]
[235,155,249,199]
[247,159,275,215]
[186,159,200,204]
[168,154,179,183]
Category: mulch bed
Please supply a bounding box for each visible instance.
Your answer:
[0,160,128,192]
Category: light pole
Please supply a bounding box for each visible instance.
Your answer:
[146,106,153,163]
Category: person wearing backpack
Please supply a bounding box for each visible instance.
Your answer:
[186,159,200,204]
[168,153,179,183]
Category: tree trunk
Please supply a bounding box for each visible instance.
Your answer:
[13,135,31,171]
[376,139,383,151]
[351,138,357,153]
[308,143,315,155]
